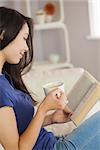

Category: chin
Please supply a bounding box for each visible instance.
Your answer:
[15,59,21,64]
[7,58,21,64]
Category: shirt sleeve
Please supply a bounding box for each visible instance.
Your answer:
[0,89,14,108]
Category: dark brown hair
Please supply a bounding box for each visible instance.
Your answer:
[0,7,36,104]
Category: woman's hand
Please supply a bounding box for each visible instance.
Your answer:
[51,109,73,124]
[39,89,68,114]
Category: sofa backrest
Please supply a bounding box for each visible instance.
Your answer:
[22,68,85,102]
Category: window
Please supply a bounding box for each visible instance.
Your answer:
[88,0,100,37]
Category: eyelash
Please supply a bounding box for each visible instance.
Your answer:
[24,37,27,41]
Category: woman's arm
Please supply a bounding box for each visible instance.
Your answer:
[0,89,67,150]
[19,105,46,150]
[43,108,73,127]
[42,103,73,127]
[42,113,53,126]
[0,106,46,150]
[22,89,69,148]
[0,107,19,150]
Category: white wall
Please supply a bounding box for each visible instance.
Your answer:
[64,1,100,81]
[0,0,100,81]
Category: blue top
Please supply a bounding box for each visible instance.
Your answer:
[0,74,57,150]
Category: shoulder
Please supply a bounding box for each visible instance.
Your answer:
[0,75,14,108]
[0,74,12,89]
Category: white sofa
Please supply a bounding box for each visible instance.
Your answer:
[0,67,100,150]
[23,67,100,135]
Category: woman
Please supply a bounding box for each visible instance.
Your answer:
[0,7,100,150]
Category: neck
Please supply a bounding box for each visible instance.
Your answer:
[0,53,5,74]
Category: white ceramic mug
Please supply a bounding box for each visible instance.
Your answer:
[43,82,64,96]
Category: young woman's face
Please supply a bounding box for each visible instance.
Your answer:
[2,23,29,64]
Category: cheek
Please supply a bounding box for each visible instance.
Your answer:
[3,41,23,64]
[5,49,21,64]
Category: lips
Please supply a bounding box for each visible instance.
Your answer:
[19,52,25,58]
[19,54,23,59]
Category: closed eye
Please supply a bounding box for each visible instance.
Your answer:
[24,37,27,41]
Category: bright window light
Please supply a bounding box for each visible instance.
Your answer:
[88,0,100,37]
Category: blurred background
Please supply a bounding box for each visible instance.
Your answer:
[0,0,100,81]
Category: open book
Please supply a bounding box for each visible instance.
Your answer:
[67,72,100,126]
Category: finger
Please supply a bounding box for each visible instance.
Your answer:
[60,92,67,99]
[55,92,62,99]
[64,105,73,113]
[52,88,62,98]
